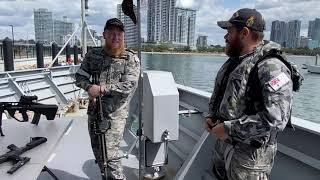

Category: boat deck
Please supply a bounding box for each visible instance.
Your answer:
[35,114,137,180]
[36,115,175,180]
[0,66,319,180]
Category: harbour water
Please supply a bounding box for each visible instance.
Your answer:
[141,53,320,124]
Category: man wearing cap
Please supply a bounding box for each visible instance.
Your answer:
[204,8,293,180]
[75,18,140,180]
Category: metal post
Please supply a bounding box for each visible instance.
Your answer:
[66,44,71,63]
[26,34,29,59]
[36,42,44,68]
[81,0,87,57]
[74,45,78,65]
[137,0,143,179]
[52,43,58,67]
[316,54,319,66]
[18,45,21,59]
[3,37,14,71]
[137,1,142,60]
[9,25,15,59]
[0,44,3,60]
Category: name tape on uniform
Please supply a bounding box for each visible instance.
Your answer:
[268,72,290,91]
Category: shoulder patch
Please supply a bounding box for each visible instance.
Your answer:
[268,72,290,91]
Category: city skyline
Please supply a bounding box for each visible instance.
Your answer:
[147,1,197,47]
[34,8,75,45]
[270,18,320,49]
[31,7,320,49]
[0,0,320,45]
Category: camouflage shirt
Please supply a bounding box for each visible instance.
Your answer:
[75,47,140,116]
[208,41,293,145]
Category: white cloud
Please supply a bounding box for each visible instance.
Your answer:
[176,0,196,8]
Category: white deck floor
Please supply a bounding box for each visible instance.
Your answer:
[37,116,141,180]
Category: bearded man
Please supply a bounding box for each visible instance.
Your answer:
[75,18,140,180]
[204,9,293,180]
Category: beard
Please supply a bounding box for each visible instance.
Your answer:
[225,35,243,57]
[104,40,125,57]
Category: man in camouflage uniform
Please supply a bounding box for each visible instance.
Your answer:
[204,9,293,180]
[75,18,140,180]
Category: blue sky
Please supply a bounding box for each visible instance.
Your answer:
[222,0,241,9]
[0,0,319,45]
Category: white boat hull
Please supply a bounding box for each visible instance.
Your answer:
[307,65,320,74]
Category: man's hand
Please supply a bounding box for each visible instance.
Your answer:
[88,85,107,99]
[204,117,218,132]
[211,123,228,140]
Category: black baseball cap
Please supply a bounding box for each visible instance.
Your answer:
[104,18,124,32]
[217,8,265,32]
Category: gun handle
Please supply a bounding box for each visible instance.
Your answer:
[0,128,4,136]
[7,157,30,174]
[31,113,41,125]
[21,111,29,122]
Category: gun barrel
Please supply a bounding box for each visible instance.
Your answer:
[25,137,47,151]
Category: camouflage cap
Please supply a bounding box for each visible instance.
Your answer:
[104,18,125,32]
[217,8,265,32]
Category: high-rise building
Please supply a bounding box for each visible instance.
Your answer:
[308,18,320,41]
[308,20,315,38]
[54,16,74,45]
[196,35,207,48]
[147,0,176,43]
[313,18,320,41]
[270,20,287,47]
[174,7,196,47]
[34,9,74,45]
[34,8,53,44]
[287,20,301,48]
[117,4,139,48]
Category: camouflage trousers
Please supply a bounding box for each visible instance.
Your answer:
[213,139,277,180]
[88,109,128,180]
